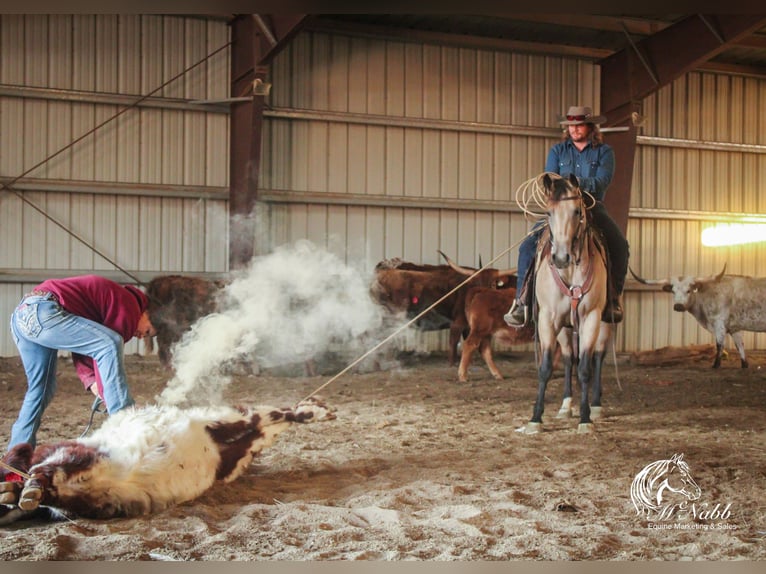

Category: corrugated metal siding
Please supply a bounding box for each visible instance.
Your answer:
[262,30,600,352]
[0,15,230,356]
[261,29,766,358]
[628,70,766,354]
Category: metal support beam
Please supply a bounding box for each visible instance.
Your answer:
[228,14,308,269]
[229,15,258,269]
[600,15,766,235]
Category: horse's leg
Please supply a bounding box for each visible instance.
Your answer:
[577,348,595,430]
[590,322,611,420]
[528,313,557,433]
[530,345,555,428]
[576,313,602,432]
[556,328,574,418]
[590,350,606,418]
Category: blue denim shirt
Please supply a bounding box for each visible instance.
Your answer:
[544,139,615,201]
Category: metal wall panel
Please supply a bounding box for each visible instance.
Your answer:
[266,34,598,241]
[261,31,602,353]
[0,14,230,356]
[627,70,766,355]
[263,29,766,358]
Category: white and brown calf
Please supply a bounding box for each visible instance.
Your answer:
[0,398,334,524]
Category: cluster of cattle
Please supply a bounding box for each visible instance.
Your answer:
[143,252,535,383]
[143,258,766,379]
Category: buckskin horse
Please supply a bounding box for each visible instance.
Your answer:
[523,172,609,434]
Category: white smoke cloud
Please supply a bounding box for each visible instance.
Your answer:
[158,240,389,406]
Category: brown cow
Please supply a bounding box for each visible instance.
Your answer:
[370,253,516,366]
[144,275,226,368]
[457,287,535,382]
[144,274,319,376]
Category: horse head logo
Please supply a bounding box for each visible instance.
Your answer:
[630,453,702,516]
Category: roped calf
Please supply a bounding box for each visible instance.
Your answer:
[631,264,766,368]
[0,398,335,525]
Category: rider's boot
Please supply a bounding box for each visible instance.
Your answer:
[504,299,528,328]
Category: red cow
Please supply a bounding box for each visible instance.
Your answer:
[458,287,535,382]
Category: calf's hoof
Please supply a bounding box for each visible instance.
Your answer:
[18,484,43,511]
[577,422,594,434]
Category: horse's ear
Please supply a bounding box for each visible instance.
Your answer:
[568,173,579,187]
[542,173,553,190]
[671,453,683,463]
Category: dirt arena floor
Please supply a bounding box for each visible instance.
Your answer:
[0,344,765,561]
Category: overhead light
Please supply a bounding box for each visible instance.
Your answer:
[701,223,766,247]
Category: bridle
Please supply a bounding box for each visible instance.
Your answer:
[544,189,598,356]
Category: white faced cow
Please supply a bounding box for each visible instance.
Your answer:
[631,264,766,369]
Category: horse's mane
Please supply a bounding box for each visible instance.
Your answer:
[631,454,693,515]
[631,458,672,514]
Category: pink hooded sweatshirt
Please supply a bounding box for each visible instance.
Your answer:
[33,275,148,393]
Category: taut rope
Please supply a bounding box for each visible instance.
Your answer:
[297,232,535,405]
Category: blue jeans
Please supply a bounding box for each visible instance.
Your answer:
[8,293,134,448]
[515,221,546,302]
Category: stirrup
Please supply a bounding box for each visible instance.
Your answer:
[504,300,528,328]
[80,397,107,437]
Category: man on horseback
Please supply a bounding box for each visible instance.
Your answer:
[504,105,629,328]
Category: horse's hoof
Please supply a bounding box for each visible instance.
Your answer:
[556,408,572,419]
[577,423,594,434]
[589,406,603,420]
[522,422,542,435]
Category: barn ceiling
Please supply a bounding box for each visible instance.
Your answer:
[302,14,766,78]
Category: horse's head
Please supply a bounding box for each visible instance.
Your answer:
[631,453,702,515]
[659,453,702,503]
[543,172,586,269]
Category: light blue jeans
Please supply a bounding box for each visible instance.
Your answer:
[8,293,134,449]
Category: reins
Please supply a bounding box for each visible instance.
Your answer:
[540,186,606,362]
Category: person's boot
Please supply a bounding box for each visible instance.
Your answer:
[504,299,528,328]
[601,294,623,323]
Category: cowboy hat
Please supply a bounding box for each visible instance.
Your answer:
[557,105,607,125]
